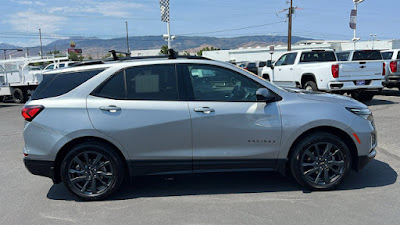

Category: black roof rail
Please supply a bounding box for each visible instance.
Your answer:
[70,49,211,67]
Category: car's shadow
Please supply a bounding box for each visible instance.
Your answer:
[47,159,397,201]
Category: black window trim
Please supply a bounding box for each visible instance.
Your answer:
[91,64,183,101]
[179,63,281,103]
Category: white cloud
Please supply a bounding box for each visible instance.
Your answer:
[48,1,144,18]
[8,11,66,33]
[15,1,46,6]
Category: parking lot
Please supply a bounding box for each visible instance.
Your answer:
[0,90,399,225]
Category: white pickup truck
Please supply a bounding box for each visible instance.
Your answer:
[261,49,384,101]
[381,49,400,91]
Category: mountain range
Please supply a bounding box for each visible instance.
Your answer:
[1,35,310,59]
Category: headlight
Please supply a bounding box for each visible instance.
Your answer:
[346,107,374,122]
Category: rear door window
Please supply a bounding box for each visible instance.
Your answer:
[31,69,104,100]
[92,64,179,101]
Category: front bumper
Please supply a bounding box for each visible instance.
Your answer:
[357,148,376,171]
[24,158,56,183]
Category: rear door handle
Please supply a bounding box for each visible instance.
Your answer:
[194,107,215,114]
[99,105,121,112]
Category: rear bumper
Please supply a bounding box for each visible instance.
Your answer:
[24,158,57,183]
[383,75,400,86]
[357,149,376,171]
[324,79,383,91]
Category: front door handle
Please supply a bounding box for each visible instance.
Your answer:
[194,107,215,114]
[99,105,121,113]
[289,68,293,70]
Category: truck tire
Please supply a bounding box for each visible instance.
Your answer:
[351,90,375,101]
[262,74,270,81]
[304,81,318,91]
[0,96,4,102]
[12,88,26,104]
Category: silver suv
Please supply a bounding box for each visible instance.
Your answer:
[22,55,377,200]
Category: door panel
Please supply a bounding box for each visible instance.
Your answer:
[189,101,281,170]
[87,64,192,175]
[182,63,282,171]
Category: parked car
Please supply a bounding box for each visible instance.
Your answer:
[261,49,384,101]
[43,61,76,71]
[256,61,267,76]
[237,62,258,75]
[381,49,400,91]
[23,54,376,200]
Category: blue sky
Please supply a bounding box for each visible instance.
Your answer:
[0,0,398,47]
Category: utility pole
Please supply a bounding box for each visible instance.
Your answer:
[39,28,43,58]
[287,0,293,51]
[125,21,130,53]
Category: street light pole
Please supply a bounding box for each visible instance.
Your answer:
[125,21,130,53]
[39,28,43,58]
[352,0,364,50]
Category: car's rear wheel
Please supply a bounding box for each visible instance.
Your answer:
[61,142,125,201]
[304,81,318,91]
[289,132,351,190]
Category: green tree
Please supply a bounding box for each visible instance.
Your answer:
[160,45,168,54]
[47,50,60,55]
[69,52,85,61]
[196,46,220,56]
[102,53,111,59]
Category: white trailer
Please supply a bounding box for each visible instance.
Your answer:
[0,56,69,103]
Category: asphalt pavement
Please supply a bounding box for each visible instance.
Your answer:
[0,90,399,225]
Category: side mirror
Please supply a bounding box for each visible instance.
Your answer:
[256,88,277,102]
[266,60,274,69]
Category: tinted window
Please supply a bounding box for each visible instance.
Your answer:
[185,64,263,102]
[92,71,125,99]
[125,64,178,101]
[286,53,297,65]
[31,69,104,100]
[397,52,400,60]
[336,52,350,61]
[381,52,393,60]
[59,63,65,68]
[247,63,256,67]
[352,50,382,60]
[46,65,54,70]
[275,54,287,66]
[300,51,336,62]
[258,61,266,67]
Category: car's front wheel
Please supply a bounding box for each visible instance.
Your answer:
[60,141,125,201]
[289,132,351,190]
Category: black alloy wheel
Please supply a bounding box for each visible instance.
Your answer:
[290,133,351,190]
[61,142,124,200]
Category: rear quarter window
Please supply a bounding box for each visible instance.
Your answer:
[31,69,105,100]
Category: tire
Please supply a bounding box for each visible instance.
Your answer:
[60,141,125,201]
[351,90,374,101]
[289,132,351,191]
[304,81,318,91]
[262,74,270,81]
[0,96,4,102]
[12,88,26,103]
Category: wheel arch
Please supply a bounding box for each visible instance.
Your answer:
[279,126,358,175]
[53,136,130,184]
[301,73,316,88]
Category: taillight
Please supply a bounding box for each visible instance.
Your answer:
[331,64,339,78]
[383,63,386,76]
[244,67,248,70]
[21,105,44,121]
[390,61,397,73]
